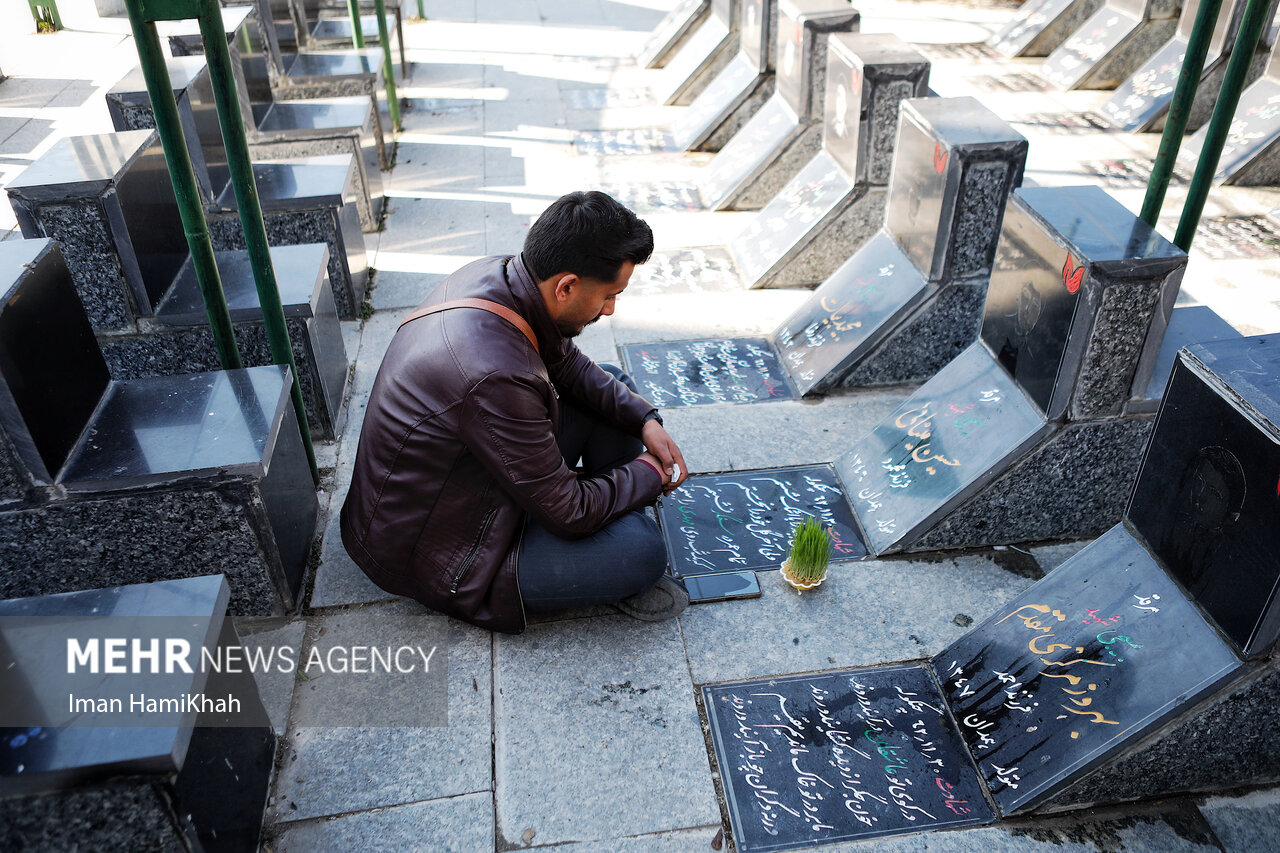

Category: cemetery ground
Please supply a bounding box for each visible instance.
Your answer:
[3,0,1280,849]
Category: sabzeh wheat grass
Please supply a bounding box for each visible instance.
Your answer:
[786,516,831,582]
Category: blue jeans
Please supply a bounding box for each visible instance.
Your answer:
[517,365,667,613]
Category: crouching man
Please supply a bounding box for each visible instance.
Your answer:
[341,191,689,633]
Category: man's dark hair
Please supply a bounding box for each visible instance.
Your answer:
[522,191,654,283]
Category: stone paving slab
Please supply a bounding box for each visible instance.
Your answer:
[679,552,1036,684]
[370,270,447,310]
[387,138,487,193]
[269,604,493,822]
[612,289,811,342]
[1029,540,1090,574]
[377,196,490,257]
[545,825,725,850]
[1198,787,1280,853]
[310,496,400,609]
[240,620,308,736]
[271,792,495,852]
[494,615,721,847]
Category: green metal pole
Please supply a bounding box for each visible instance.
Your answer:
[1140,0,1225,228]
[374,0,402,132]
[122,3,243,372]
[197,0,320,483]
[1175,0,1274,251]
[28,0,63,32]
[347,0,367,47]
[416,0,425,19]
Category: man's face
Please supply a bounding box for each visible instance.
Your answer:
[555,261,635,337]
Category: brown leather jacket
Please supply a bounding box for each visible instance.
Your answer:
[340,254,662,633]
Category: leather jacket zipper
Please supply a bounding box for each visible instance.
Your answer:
[452,508,497,593]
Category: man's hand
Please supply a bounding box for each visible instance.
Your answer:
[641,418,688,495]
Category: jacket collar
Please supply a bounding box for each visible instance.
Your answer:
[506,253,566,360]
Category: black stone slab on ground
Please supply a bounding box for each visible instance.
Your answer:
[673,0,777,152]
[0,240,317,616]
[639,0,711,68]
[1041,0,1181,91]
[0,575,275,851]
[1129,303,1241,413]
[933,523,1243,815]
[1128,338,1280,658]
[1181,46,1280,185]
[704,665,994,850]
[620,338,795,407]
[657,464,865,577]
[1100,0,1279,131]
[697,0,859,211]
[989,0,1105,58]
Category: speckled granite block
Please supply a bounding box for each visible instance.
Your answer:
[866,80,919,185]
[0,433,29,507]
[953,160,1017,278]
[733,122,822,209]
[839,277,987,385]
[208,210,363,320]
[1041,659,1280,812]
[0,779,184,852]
[698,75,776,152]
[1070,278,1168,419]
[758,185,886,287]
[912,416,1155,550]
[100,317,342,441]
[15,202,136,331]
[0,485,299,616]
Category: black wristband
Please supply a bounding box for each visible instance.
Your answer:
[642,410,663,427]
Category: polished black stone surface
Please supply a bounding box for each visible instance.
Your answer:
[1042,9,1140,90]
[980,186,1182,419]
[883,97,1025,282]
[673,53,760,150]
[1128,339,1280,658]
[639,0,709,66]
[772,231,928,395]
[729,151,855,286]
[1099,38,1186,130]
[157,244,329,324]
[61,367,287,489]
[625,247,742,296]
[658,464,865,577]
[1195,77,1280,182]
[115,139,187,311]
[836,344,1049,554]
[740,0,774,73]
[699,96,800,207]
[620,338,796,407]
[0,240,110,484]
[933,524,1243,814]
[5,130,153,196]
[822,34,931,186]
[704,665,994,851]
[257,100,372,135]
[1138,304,1240,405]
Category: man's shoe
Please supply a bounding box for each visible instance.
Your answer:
[614,576,689,622]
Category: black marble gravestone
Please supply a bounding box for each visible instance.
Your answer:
[0,239,317,616]
[981,185,1185,421]
[1041,0,1181,91]
[640,0,711,68]
[660,0,739,106]
[673,0,777,151]
[989,0,1105,58]
[1100,0,1279,132]
[108,59,370,315]
[836,344,1051,555]
[620,338,796,407]
[0,575,276,851]
[697,0,859,211]
[1128,337,1280,658]
[1182,43,1280,184]
[5,132,350,440]
[657,464,865,577]
[704,665,994,850]
[933,524,1243,814]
